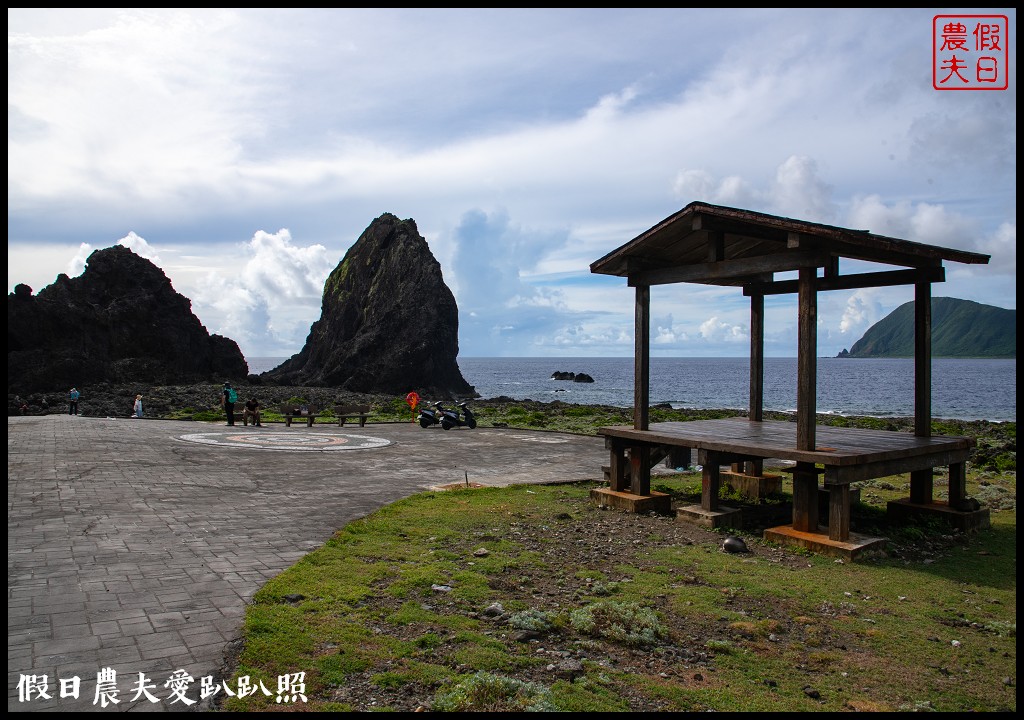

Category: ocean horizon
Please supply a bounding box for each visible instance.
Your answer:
[246,356,1016,423]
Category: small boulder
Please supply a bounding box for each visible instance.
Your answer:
[723,536,749,553]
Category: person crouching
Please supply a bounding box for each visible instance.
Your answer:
[244,397,262,427]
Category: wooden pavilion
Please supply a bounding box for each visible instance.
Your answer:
[589,201,992,560]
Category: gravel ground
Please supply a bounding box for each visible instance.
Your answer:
[219,484,986,712]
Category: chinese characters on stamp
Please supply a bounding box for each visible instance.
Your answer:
[934,14,1009,90]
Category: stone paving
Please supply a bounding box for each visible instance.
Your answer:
[8,415,608,712]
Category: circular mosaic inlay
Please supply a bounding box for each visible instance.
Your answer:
[177,431,391,452]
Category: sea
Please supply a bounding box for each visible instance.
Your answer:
[246,356,1016,422]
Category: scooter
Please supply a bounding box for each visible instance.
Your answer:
[440,400,477,430]
[459,401,477,429]
[437,402,459,430]
[417,402,441,429]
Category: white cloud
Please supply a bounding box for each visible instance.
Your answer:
[845,194,983,252]
[672,169,758,208]
[838,290,881,336]
[117,231,161,263]
[68,244,92,278]
[6,8,1014,359]
[768,156,836,223]
[977,222,1016,276]
[699,316,747,343]
[189,229,336,355]
[653,313,686,345]
[65,232,161,278]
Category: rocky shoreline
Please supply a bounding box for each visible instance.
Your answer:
[8,382,395,420]
[7,382,638,421]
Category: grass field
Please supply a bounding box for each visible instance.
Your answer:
[218,401,1016,712]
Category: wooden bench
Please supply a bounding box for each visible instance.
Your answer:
[333,403,371,427]
[280,403,318,427]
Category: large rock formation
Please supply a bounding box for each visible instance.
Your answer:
[263,213,477,398]
[837,297,1016,358]
[7,245,247,393]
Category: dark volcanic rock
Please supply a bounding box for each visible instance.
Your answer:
[7,246,247,394]
[552,370,594,383]
[263,213,476,398]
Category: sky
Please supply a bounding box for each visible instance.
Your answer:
[8,8,1017,361]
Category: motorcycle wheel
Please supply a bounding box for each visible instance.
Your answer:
[441,418,453,430]
[467,419,477,429]
[419,418,431,428]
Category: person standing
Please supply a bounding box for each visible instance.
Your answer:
[69,387,80,415]
[222,382,237,426]
[132,394,144,418]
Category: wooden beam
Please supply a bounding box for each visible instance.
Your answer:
[827,449,970,484]
[743,266,945,296]
[796,267,817,451]
[629,250,828,287]
[825,240,978,268]
[634,284,650,431]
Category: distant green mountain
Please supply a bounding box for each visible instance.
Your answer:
[838,297,1015,358]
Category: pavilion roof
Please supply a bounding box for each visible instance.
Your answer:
[590,201,990,290]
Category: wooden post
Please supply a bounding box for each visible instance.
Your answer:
[608,438,628,493]
[749,291,764,423]
[827,483,851,541]
[634,284,650,431]
[948,461,967,509]
[910,282,933,503]
[630,446,651,496]
[796,267,817,451]
[910,470,934,505]
[748,291,765,476]
[914,282,932,438]
[698,449,720,511]
[791,462,819,532]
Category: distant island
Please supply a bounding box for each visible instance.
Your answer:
[837,297,1015,358]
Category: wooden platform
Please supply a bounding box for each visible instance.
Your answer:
[598,417,976,559]
[599,418,973,472]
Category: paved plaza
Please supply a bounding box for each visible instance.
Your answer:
[8,415,609,712]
